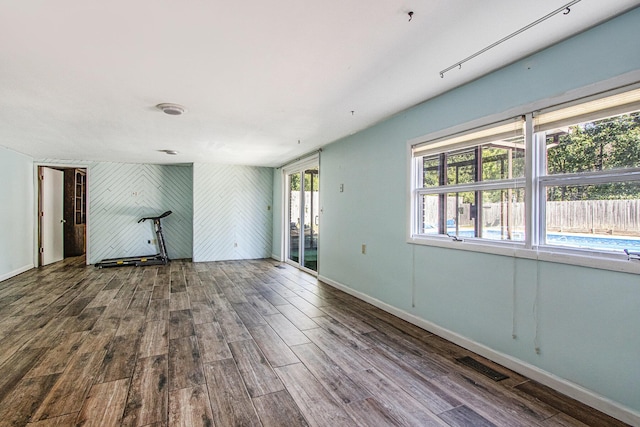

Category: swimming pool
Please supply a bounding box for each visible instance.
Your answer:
[455,229,640,252]
[545,232,640,252]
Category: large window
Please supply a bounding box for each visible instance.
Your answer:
[413,118,526,243]
[411,86,640,259]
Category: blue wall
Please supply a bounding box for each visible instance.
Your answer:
[303,8,640,420]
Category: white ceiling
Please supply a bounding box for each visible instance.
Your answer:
[1,1,638,167]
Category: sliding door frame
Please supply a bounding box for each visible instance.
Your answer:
[282,154,320,276]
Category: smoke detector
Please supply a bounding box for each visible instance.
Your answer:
[156,103,186,116]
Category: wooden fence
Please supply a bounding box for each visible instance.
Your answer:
[424,197,640,235]
[546,199,640,235]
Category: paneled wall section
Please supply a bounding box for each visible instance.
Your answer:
[89,163,193,263]
[193,163,273,262]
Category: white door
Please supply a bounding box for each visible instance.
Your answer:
[41,167,64,265]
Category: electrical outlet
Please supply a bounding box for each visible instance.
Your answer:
[340,184,344,192]
[361,244,366,254]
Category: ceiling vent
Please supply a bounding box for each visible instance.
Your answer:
[156,103,186,116]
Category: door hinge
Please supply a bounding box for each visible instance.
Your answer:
[39,247,44,254]
[40,211,44,217]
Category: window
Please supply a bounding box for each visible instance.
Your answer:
[410,85,640,260]
[536,88,640,254]
[412,118,526,243]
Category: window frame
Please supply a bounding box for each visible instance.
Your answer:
[408,83,640,274]
[412,117,527,245]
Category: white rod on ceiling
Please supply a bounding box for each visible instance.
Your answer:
[439,0,582,78]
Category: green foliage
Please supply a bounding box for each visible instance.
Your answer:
[422,112,640,204]
[546,112,640,201]
[289,169,319,192]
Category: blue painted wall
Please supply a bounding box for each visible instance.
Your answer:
[306,8,640,417]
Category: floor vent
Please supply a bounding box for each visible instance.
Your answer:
[274,265,286,269]
[456,356,509,381]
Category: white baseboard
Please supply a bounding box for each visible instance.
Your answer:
[318,274,640,426]
[0,264,34,283]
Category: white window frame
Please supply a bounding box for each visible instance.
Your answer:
[408,82,640,274]
[411,117,527,247]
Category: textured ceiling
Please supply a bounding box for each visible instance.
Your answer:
[0,0,638,166]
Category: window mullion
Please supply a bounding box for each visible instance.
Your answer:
[412,156,423,236]
[540,168,640,186]
[525,113,538,249]
[417,179,525,195]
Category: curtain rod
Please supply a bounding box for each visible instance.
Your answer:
[276,148,322,170]
[439,0,581,78]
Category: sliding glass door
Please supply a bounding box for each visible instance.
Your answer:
[286,164,319,273]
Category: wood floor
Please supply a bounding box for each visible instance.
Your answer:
[0,257,629,427]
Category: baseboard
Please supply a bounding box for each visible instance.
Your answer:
[0,264,34,283]
[318,274,640,426]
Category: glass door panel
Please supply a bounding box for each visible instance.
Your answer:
[302,168,319,272]
[288,172,301,264]
[285,163,320,274]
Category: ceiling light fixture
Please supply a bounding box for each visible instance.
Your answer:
[160,149,179,155]
[156,103,186,116]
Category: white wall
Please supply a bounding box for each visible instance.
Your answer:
[0,146,34,281]
[282,8,640,424]
[0,158,273,269]
[193,163,273,262]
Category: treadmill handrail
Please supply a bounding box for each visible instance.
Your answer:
[138,211,172,223]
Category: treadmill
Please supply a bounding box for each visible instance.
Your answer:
[95,211,172,268]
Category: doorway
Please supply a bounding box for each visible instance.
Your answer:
[38,166,87,266]
[286,161,319,274]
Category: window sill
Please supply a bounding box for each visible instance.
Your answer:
[407,235,640,275]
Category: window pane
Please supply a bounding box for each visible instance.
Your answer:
[479,188,525,241]
[545,182,640,252]
[546,111,640,175]
[420,189,525,242]
[423,156,441,188]
[481,137,525,181]
[447,149,476,185]
[447,191,475,236]
[421,194,440,234]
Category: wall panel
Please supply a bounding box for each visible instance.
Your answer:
[0,146,34,281]
[193,164,272,261]
[89,163,193,263]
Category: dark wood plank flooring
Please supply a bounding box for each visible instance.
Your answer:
[0,257,629,426]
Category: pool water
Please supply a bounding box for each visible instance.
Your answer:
[545,233,640,252]
[455,229,640,253]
